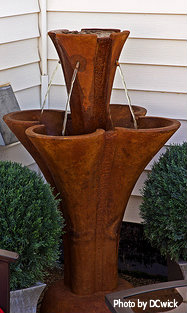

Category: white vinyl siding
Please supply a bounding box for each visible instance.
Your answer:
[48,60,187,94]
[0,0,40,169]
[47,2,187,223]
[0,0,39,18]
[48,38,187,66]
[15,87,41,110]
[47,0,187,14]
[47,12,187,39]
[0,39,40,70]
[0,64,41,92]
[0,14,39,44]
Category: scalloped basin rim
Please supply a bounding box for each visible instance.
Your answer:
[48,29,130,38]
[25,116,180,140]
[124,116,181,132]
[110,104,147,113]
[3,109,64,123]
[4,106,145,122]
[26,125,105,140]
[110,103,147,118]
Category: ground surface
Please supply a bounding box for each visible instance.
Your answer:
[37,266,166,312]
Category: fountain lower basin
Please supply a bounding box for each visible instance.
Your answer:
[4,107,180,313]
[3,105,146,189]
[24,114,180,296]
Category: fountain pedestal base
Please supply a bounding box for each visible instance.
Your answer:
[40,278,132,313]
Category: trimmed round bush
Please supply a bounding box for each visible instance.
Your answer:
[0,161,64,290]
[140,143,187,262]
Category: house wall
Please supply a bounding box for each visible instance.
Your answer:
[0,1,186,223]
[47,0,187,223]
[0,0,41,171]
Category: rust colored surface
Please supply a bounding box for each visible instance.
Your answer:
[3,105,144,190]
[110,104,147,128]
[25,116,180,296]
[3,105,147,298]
[48,29,130,135]
[40,278,132,313]
[3,109,66,193]
[3,27,181,312]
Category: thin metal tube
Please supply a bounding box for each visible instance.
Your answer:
[41,61,60,113]
[116,61,137,129]
[62,61,80,136]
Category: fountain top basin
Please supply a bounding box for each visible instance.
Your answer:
[48,28,130,134]
[48,28,130,39]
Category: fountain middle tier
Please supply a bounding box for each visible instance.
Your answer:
[3,104,146,190]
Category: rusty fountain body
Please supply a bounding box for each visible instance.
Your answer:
[4,29,180,313]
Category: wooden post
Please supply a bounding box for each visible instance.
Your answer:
[0,249,19,313]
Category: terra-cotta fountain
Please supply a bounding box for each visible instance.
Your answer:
[3,28,180,313]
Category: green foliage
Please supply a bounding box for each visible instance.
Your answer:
[140,143,187,262]
[0,161,64,290]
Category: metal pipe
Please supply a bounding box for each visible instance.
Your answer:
[39,0,48,108]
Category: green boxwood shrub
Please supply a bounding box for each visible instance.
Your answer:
[140,143,187,262]
[0,161,64,290]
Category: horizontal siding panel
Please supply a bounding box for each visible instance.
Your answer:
[0,86,41,141]
[144,121,186,171]
[47,0,187,14]
[114,64,187,93]
[48,38,187,67]
[145,119,187,168]
[0,63,41,92]
[48,60,187,93]
[0,14,39,44]
[145,146,166,171]
[0,142,34,166]
[124,123,185,223]
[123,195,143,223]
[48,60,65,85]
[0,0,39,18]
[48,85,67,109]
[132,171,148,196]
[132,124,186,189]
[27,162,40,173]
[0,133,4,145]
[48,39,58,59]
[0,39,40,70]
[166,119,187,144]
[48,12,187,40]
[127,135,187,214]
[132,157,186,195]
[121,39,187,66]
[111,89,187,120]
[131,133,187,196]
[15,86,41,110]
